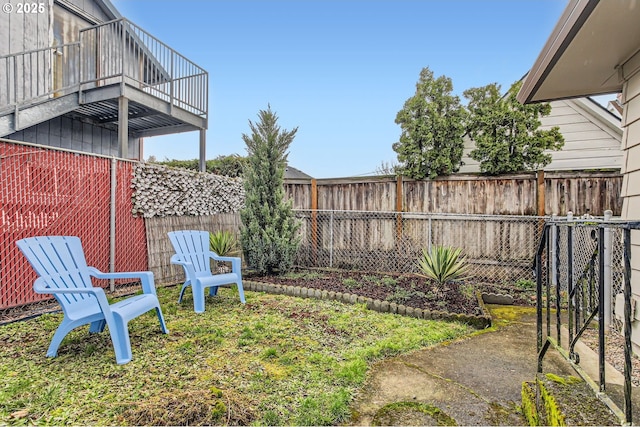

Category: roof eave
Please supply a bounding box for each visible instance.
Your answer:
[517,0,599,104]
[95,0,122,20]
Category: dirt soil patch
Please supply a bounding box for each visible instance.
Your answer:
[247,268,536,317]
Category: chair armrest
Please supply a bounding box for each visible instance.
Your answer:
[170,254,187,265]
[209,254,239,262]
[170,254,197,281]
[208,252,242,273]
[33,276,105,296]
[87,267,157,295]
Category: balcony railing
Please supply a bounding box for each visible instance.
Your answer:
[0,43,81,112]
[79,18,208,118]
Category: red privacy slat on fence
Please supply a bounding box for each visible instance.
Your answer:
[0,141,147,309]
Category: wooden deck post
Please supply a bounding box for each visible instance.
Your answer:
[118,96,129,158]
[199,129,206,172]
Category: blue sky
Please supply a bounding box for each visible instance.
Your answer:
[112,0,575,178]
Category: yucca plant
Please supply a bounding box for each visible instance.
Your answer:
[417,246,469,287]
[209,230,240,273]
[209,230,240,257]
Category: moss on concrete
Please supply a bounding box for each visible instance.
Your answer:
[521,381,539,426]
[372,401,457,426]
[538,375,567,426]
[523,373,619,426]
[488,305,536,326]
[544,372,582,386]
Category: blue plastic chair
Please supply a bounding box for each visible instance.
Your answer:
[168,230,245,313]
[16,236,169,365]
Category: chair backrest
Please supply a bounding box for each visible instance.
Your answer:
[16,236,96,309]
[168,230,212,275]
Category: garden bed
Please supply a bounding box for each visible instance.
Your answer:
[246,268,536,328]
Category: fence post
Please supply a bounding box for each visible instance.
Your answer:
[604,209,613,331]
[567,213,574,347]
[537,170,545,216]
[329,210,334,268]
[110,157,117,291]
[396,175,403,242]
[550,212,558,342]
[598,226,606,391]
[623,226,633,424]
[536,171,546,250]
[551,214,557,288]
[553,214,562,346]
[311,179,318,264]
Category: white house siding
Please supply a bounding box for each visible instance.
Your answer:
[459,98,622,173]
[620,61,640,353]
[458,135,481,173]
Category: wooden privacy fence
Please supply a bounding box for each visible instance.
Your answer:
[285,170,623,217]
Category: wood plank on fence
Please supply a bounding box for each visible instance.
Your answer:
[285,171,623,216]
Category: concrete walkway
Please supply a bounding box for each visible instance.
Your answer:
[348,305,590,426]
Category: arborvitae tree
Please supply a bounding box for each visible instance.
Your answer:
[393,67,467,179]
[240,106,300,275]
[464,81,564,175]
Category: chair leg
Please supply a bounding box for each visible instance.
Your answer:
[155,307,169,334]
[46,319,75,358]
[237,280,246,304]
[89,319,106,333]
[107,314,133,365]
[178,281,190,303]
[209,286,219,297]
[193,283,206,313]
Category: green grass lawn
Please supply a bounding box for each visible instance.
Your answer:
[0,285,473,426]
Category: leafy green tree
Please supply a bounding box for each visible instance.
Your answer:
[464,81,564,175]
[151,158,200,170]
[149,154,247,177]
[208,154,247,177]
[393,67,467,179]
[240,106,300,275]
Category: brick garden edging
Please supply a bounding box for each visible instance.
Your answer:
[244,280,492,329]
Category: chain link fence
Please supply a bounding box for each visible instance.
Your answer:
[294,209,546,285]
[0,140,147,309]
